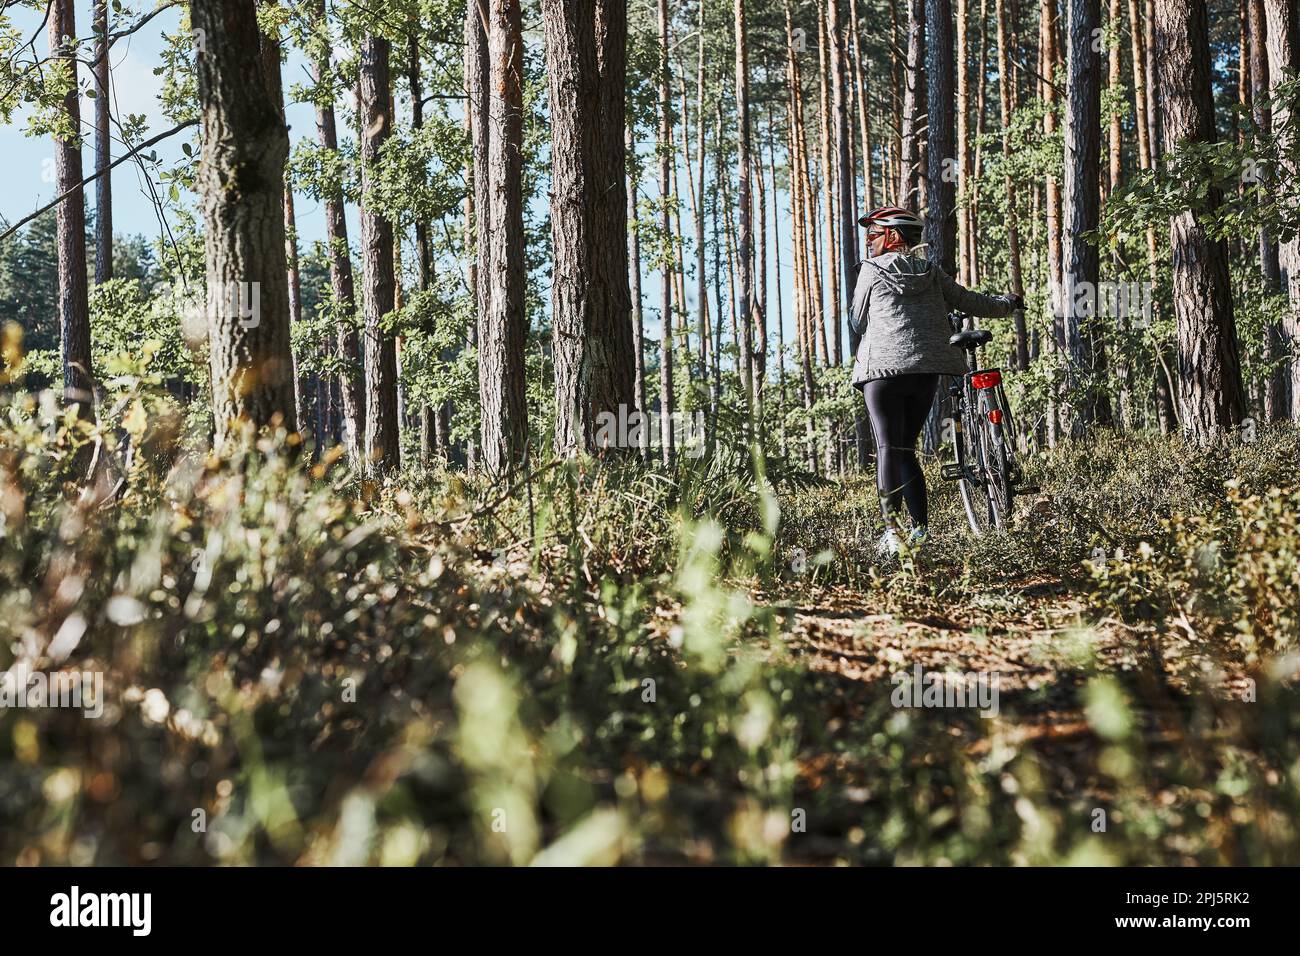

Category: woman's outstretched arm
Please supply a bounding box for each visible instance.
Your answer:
[936,268,1019,317]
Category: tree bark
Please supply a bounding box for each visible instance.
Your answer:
[831,0,856,362]
[656,0,675,464]
[192,0,295,443]
[92,0,112,286]
[480,0,529,472]
[48,0,95,436]
[312,0,363,465]
[1248,0,1279,290]
[956,0,971,284]
[1251,0,1286,421]
[627,127,649,461]
[544,0,635,456]
[466,1,491,471]
[1154,0,1247,437]
[899,0,926,208]
[926,0,957,276]
[735,0,756,408]
[1263,0,1300,417]
[51,0,94,431]
[1063,0,1113,428]
[849,0,875,211]
[995,0,1027,369]
[1106,0,1123,201]
[358,34,400,472]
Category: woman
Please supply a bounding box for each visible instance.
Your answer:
[847,206,1022,556]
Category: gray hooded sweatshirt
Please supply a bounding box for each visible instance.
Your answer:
[847,251,1015,385]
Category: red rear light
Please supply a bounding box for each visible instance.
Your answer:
[988,409,1003,424]
[970,370,1002,389]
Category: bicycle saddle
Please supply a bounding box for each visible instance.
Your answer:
[949,329,993,350]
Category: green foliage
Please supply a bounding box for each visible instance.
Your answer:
[4,382,1300,863]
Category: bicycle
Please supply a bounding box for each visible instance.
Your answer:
[939,309,1033,535]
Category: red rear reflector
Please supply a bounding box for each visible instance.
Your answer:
[971,370,1002,389]
[988,409,1003,424]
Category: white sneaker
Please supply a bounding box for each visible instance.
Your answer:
[908,526,928,548]
[876,528,903,558]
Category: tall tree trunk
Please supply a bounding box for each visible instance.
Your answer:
[258,2,305,437]
[735,0,756,411]
[408,31,443,462]
[358,35,400,472]
[92,0,112,286]
[1250,0,1286,421]
[817,8,841,373]
[899,0,926,208]
[1063,0,1113,429]
[1154,0,1247,438]
[956,0,971,284]
[995,0,1028,369]
[831,0,856,363]
[466,1,491,471]
[656,0,675,464]
[694,6,710,399]
[1105,0,1123,202]
[51,0,94,433]
[850,0,875,211]
[1264,0,1300,417]
[1043,0,1062,325]
[192,0,295,443]
[1248,0,1279,289]
[926,0,957,275]
[627,127,649,461]
[480,0,529,472]
[755,125,768,408]
[544,0,635,456]
[313,0,363,466]
[769,114,789,457]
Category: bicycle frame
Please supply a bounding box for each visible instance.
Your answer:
[943,310,1024,534]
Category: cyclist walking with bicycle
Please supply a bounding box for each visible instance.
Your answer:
[848,206,1022,557]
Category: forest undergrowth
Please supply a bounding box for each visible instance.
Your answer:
[2,378,1299,866]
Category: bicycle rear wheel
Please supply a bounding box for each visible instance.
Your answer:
[957,401,997,535]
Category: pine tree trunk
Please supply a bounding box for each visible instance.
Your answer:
[1263,0,1300,417]
[544,0,635,457]
[192,0,295,444]
[995,0,1028,369]
[735,0,756,410]
[627,127,649,461]
[899,0,926,208]
[312,0,363,466]
[92,0,112,286]
[1106,0,1123,202]
[466,1,491,472]
[849,0,875,211]
[831,0,856,365]
[51,0,94,430]
[956,0,971,285]
[258,2,305,437]
[1248,0,1279,290]
[1042,0,1062,325]
[358,34,400,472]
[1063,0,1113,429]
[480,0,529,472]
[695,7,710,396]
[1250,0,1286,421]
[408,31,444,462]
[657,0,675,464]
[1154,0,1247,437]
[926,0,957,275]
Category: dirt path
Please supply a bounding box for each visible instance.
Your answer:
[764,576,1254,756]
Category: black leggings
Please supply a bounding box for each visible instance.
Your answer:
[862,374,939,527]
